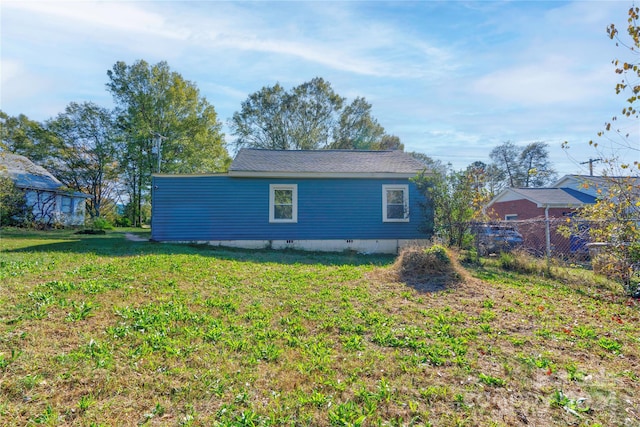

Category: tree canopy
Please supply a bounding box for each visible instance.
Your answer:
[107,60,229,175]
[230,77,400,151]
[106,60,229,225]
[45,102,121,219]
[489,141,556,190]
[0,111,49,162]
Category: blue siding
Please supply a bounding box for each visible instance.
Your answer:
[151,176,429,241]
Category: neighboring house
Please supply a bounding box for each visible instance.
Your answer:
[151,149,431,253]
[0,152,89,226]
[553,174,640,199]
[485,187,597,256]
[485,187,596,221]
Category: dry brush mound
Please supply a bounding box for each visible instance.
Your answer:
[383,244,472,292]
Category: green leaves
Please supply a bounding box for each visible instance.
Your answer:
[230,78,393,151]
[106,59,229,225]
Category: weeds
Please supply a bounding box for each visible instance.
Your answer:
[0,349,21,370]
[550,390,590,417]
[478,373,506,387]
[65,300,96,322]
[0,229,638,426]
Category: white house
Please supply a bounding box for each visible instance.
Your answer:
[0,152,89,226]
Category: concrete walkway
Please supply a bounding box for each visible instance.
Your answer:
[124,233,148,242]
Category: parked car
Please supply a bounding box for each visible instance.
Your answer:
[474,224,523,255]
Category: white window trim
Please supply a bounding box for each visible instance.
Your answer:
[382,184,409,222]
[269,184,298,223]
[60,196,73,215]
[505,214,518,221]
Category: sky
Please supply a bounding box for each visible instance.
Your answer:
[1,0,639,177]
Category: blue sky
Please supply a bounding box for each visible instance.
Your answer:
[2,1,638,176]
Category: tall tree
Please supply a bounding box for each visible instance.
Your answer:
[289,77,343,149]
[46,102,121,219]
[0,111,49,161]
[229,84,290,150]
[374,134,404,151]
[106,60,229,226]
[331,97,385,149]
[407,151,446,174]
[489,141,556,189]
[231,78,397,151]
[518,141,557,187]
[489,141,521,188]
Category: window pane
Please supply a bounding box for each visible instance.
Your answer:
[387,205,405,219]
[274,205,292,219]
[61,197,72,214]
[274,189,292,205]
[387,189,404,204]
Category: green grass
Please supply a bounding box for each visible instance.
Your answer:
[0,228,639,426]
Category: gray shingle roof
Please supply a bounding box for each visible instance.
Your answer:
[509,188,596,206]
[554,174,640,191]
[229,149,427,176]
[0,152,63,191]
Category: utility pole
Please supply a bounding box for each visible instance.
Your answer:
[152,132,167,173]
[580,158,602,176]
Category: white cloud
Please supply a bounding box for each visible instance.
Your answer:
[3,1,184,39]
[0,59,51,105]
[472,55,610,105]
[167,2,454,79]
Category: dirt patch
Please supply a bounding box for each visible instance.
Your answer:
[124,233,148,242]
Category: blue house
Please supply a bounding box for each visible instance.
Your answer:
[151,149,431,253]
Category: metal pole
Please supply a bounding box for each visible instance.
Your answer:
[156,135,162,173]
[545,206,551,260]
[153,133,165,173]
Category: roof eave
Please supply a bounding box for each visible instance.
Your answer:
[17,185,91,198]
[536,202,589,209]
[227,171,422,179]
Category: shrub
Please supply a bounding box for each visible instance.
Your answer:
[591,246,640,297]
[114,216,132,227]
[0,176,28,226]
[499,250,549,276]
[90,217,113,230]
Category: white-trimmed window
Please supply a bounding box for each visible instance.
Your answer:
[269,184,298,223]
[382,185,409,222]
[505,214,518,221]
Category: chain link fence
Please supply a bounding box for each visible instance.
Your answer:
[471,218,592,263]
[470,218,640,295]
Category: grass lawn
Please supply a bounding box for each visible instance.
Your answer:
[0,228,638,426]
